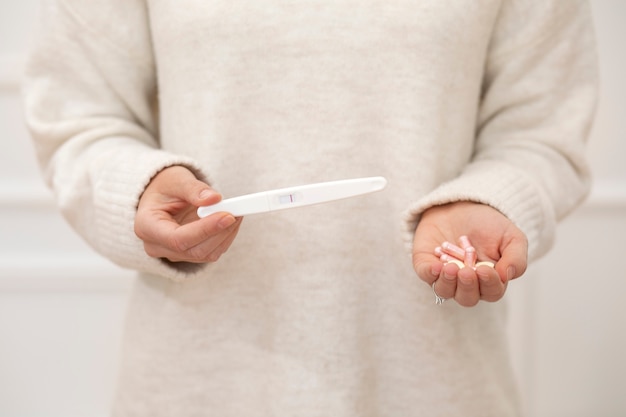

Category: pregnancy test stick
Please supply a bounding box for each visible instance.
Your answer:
[197,176,387,218]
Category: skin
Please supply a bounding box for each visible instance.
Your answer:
[412,201,528,307]
[135,166,242,263]
[135,166,527,307]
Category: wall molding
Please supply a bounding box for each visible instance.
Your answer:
[0,180,54,208]
[583,182,626,209]
[0,255,135,292]
[0,55,22,92]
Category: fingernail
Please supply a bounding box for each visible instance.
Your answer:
[443,270,456,282]
[459,273,473,285]
[199,189,217,200]
[506,266,516,281]
[431,263,443,278]
[218,214,236,229]
[477,269,490,283]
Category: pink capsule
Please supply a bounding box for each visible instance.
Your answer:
[458,235,473,250]
[464,246,477,268]
[440,253,461,264]
[434,246,443,257]
[441,241,465,260]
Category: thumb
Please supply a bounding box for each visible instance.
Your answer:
[151,166,222,207]
[495,234,528,283]
[413,250,444,284]
[183,179,222,207]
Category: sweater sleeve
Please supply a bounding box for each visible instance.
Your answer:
[405,0,598,261]
[23,0,210,281]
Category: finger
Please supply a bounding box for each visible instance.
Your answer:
[142,211,236,253]
[168,213,238,253]
[413,251,444,285]
[147,218,242,263]
[476,265,507,302]
[433,262,460,300]
[185,217,243,262]
[495,234,528,283]
[156,166,222,207]
[455,267,480,307]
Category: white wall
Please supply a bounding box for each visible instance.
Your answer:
[1,1,624,416]
[505,2,626,415]
[1,2,136,415]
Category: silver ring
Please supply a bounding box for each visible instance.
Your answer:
[432,280,446,305]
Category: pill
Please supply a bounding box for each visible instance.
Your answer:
[439,253,457,263]
[464,246,477,268]
[474,261,495,269]
[444,259,465,269]
[458,235,473,250]
[441,241,465,260]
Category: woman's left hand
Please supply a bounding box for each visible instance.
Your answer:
[412,201,528,307]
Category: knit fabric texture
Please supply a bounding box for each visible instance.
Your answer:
[24,1,597,415]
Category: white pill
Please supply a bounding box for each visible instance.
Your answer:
[474,261,495,269]
[444,259,465,269]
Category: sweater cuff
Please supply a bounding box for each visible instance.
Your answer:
[403,160,556,261]
[93,141,212,282]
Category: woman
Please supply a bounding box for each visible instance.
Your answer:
[24,0,597,415]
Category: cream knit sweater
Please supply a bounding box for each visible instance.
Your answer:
[24,1,596,416]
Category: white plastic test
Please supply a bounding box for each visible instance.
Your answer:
[197,176,387,218]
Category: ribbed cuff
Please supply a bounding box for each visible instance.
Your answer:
[403,160,556,261]
[92,139,212,282]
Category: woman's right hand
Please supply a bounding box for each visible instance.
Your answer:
[134,166,242,263]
